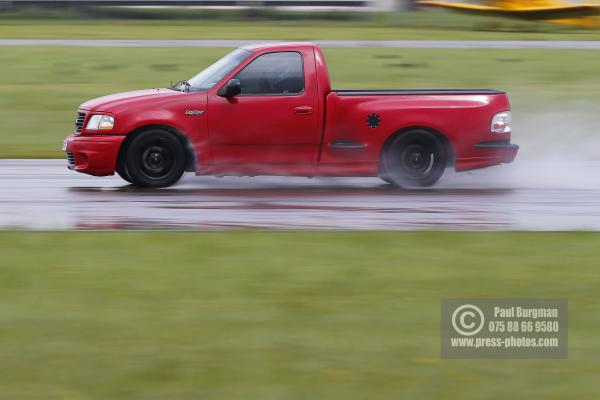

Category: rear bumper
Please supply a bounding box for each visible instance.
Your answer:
[455,141,519,171]
[64,134,125,176]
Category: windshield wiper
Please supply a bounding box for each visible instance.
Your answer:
[170,80,192,92]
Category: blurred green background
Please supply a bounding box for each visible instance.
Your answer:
[1,6,600,40]
[1,231,599,399]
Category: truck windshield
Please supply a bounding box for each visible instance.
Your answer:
[182,49,252,91]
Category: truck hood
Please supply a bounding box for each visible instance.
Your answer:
[79,88,192,112]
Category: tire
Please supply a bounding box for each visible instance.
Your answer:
[382,129,446,188]
[125,129,187,188]
[116,161,133,184]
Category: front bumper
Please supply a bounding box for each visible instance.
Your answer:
[64,134,125,176]
[456,140,519,172]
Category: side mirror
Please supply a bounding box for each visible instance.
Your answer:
[218,79,241,98]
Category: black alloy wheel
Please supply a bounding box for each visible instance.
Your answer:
[125,129,187,188]
[382,129,446,188]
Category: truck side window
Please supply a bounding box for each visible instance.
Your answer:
[234,52,304,95]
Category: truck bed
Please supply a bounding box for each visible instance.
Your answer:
[333,89,506,96]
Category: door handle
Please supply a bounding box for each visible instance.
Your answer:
[294,106,313,115]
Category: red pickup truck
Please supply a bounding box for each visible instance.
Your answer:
[64,42,518,188]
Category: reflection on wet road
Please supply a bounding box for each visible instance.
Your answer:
[1,160,600,230]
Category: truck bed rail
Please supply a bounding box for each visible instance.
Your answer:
[333,89,506,96]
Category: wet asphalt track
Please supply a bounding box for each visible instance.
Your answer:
[1,159,600,230]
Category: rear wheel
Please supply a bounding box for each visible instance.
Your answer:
[125,129,187,188]
[382,130,446,188]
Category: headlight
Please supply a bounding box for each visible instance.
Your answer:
[491,111,511,134]
[86,115,115,131]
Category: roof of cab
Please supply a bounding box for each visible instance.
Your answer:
[240,42,320,52]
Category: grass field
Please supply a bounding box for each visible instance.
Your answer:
[0,231,598,399]
[1,11,600,41]
[0,46,599,158]
[2,20,599,41]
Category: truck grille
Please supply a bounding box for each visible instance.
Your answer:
[67,152,75,166]
[75,112,86,133]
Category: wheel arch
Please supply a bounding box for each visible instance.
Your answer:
[117,124,196,172]
[379,126,455,170]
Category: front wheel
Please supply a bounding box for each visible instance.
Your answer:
[382,130,447,188]
[125,129,187,188]
[116,161,133,184]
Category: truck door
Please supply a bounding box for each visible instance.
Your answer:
[207,50,320,167]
